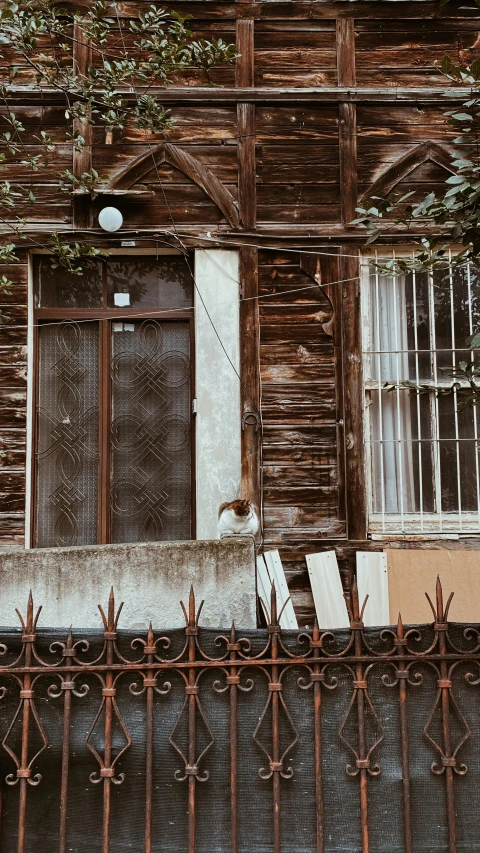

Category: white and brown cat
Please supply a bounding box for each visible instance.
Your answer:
[217,499,260,538]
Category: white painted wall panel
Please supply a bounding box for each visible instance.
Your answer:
[194,250,241,539]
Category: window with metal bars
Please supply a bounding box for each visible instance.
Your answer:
[31,255,195,548]
[362,250,480,534]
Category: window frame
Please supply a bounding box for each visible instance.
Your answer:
[27,249,196,548]
[361,247,480,535]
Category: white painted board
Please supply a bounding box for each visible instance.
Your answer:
[256,550,298,630]
[264,550,298,629]
[356,551,389,627]
[256,554,272,623]
[306,551,350,630]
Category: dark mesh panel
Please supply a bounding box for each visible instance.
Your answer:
[0,626,478,852]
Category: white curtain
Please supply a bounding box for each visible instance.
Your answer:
[370,273,416,514]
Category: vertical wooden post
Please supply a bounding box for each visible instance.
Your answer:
[239,246,260,510]
[337,18,358,229]
[236,17,256,229]
[72,18,92,230]
[236,12,259,508]
[237,104,256,230]
[340,247,366,539]
[336,19,356,87]
[236,19,254,87]
[339,103,358,228]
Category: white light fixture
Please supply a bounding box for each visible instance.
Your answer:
[98,206,123,232]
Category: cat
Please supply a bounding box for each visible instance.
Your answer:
[217,499,260,539]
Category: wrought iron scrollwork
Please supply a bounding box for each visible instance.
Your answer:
[0,577,476,853]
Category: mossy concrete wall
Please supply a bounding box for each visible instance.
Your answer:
[0,538,256,630]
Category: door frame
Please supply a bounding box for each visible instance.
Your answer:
[26,249,196,548]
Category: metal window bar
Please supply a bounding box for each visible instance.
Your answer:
[391,248,405,530]
[448,249,463,528]
[0,583,477,853]
[466,262,480,528]
[428,265,444,530]
[373,251,386,531]
[411,259,424,530]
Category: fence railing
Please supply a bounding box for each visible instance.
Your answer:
[0,578,478,853]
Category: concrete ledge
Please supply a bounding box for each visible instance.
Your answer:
[0,539,256,630]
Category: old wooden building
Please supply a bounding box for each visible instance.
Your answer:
[1,0,480,624]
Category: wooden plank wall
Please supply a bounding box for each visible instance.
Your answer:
[258,250,346,623]
[1,1,480,622]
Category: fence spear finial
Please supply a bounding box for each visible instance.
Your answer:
[27,590,34,630]
[396,612,404,641]
[189,586,196,625]
[108,587,115,630]
[351,576,360,623]
[436,575,444,622]
[270,581,278,626]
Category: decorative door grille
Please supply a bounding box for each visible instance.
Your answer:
[110,320,192,543]
[36,322,100,547]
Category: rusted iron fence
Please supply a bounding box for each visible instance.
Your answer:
[0,579,478,853]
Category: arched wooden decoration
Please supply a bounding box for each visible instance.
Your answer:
[109,142,240,228]
[359,141,454,202]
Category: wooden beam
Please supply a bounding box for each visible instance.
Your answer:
[5,87,471,105]
[114,1,477,20]
[236,19,254,87]
[239,246,261,513]
[340,247,366,540]
[336,18,356,87]
[339,102,358,228]
[72,18,92,230]
[237,103,256,229]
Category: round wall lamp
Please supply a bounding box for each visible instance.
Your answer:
[98,206,123,232]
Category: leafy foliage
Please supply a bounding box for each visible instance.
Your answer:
[0,0,237,286]
[352,59,480,275]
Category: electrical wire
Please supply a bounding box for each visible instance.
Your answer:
[0,272,361,330]
[3,225,368,261]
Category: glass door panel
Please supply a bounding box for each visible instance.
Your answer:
[35,322,100,547]
[110,320,192,543]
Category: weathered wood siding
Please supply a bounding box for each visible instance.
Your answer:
[2,0,480,622]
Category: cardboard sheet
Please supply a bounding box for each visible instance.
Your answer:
[385,549,480,624]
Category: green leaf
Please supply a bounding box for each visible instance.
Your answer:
[466,333,480,349]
